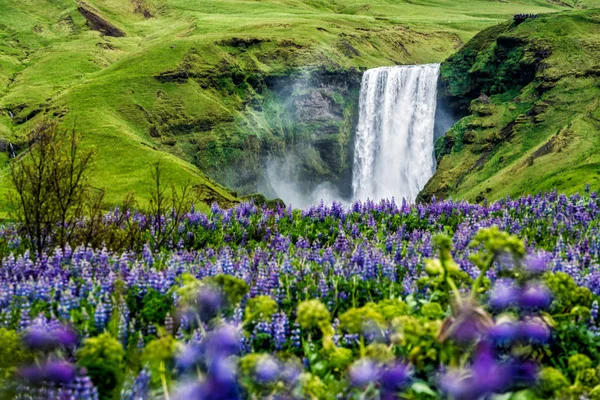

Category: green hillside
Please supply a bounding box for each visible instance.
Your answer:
[420,9,600,203]
[1,0,596,209]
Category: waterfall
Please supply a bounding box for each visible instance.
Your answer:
[352,64,440,203]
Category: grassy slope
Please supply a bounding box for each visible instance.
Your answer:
[1,0,597,209]
[420,9,600,203]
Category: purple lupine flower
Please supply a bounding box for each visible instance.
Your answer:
[43,361,77,384]
[380,362,412,393]
[22,326,55,352]
[487,320,520,346]
[489,280,520,310]
[520,318,551,344]
[255,356,279,384]
[348,359,380,387]
[165,313,174,335]
[519,284,552,310]
[94,302,107,332]
[204,324,240,359]
[196,286,224,322]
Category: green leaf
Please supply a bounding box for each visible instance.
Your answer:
[411,382,436,397]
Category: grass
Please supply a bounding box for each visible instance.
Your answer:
[1,0,598,209]
[422,9,600,203]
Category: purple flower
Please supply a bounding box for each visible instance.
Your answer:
[201,357,241,400]
[196,286,224,322]
[380,362,412,393]
[489,280,520,310]
[43,361,77,384]
[439,303,493,344]
[176,343,202,371]
[471,343,512,393]
[348,359,380,387]
[255,356,280,384]
[204,325,240,359]
[18,365,45,384]
[173,380,203,400]
[51,325,78,347]
[22,327,54,351]
[525,254,548,274]
[520,318,551,344]
[510,360,538,386]
[487,319,519,345]
[440,371,482,400]
[519,284,551,310]
[280,361,301,385]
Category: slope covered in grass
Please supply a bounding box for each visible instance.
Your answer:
[1,0,595,208]
[419,9,600,203]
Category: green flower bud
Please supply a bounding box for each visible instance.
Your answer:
[297,300,330,330]
[580,368,600,387]
[338,305,384,335]
[365,343,394,363]
[324,346,354,372]
[375,299,410,321]
[425,259,443,276]
[299,373,326,399]
[536,367,570,397]
[569,354,592,373]
[245,295,278,323]
[420,302,445,320]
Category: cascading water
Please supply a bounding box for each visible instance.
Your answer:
[352,64,440,203]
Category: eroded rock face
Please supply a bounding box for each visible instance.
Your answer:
[294,89,343,123]
[78,3,125,37]
[260,69,363,198]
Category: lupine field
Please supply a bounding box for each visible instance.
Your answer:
[2,190,600,399]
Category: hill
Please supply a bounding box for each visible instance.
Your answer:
[2,0,597,209]
[420,9,600,203]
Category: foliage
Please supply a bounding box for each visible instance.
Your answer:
[0,191,599,398]
[424,10,600,203]
[141,335,178,388]
[0,328,30,380]
[244,295,278,323]
[76,333,126,399]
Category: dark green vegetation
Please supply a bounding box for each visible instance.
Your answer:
[421,9,600,203]
[1,0,596,211]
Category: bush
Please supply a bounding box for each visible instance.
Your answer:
[76,333,125,399]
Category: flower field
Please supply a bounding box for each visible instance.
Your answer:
[1,190,600,399]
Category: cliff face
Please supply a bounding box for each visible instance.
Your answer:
[419,10,600,203]
[213,68,362,199]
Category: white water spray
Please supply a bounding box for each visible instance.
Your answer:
[352,64,440,203]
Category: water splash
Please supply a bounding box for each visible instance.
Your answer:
[352,64,440,203]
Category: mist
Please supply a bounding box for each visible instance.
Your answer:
[260,153,351,209]
[434,96,458,141]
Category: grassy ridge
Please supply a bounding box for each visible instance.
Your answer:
[421,9,600,203]
[1,0,598,208]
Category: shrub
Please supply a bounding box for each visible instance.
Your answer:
[76,333,125,399]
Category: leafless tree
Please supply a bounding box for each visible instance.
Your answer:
[8,121,96,255]
[148,162,194,251]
